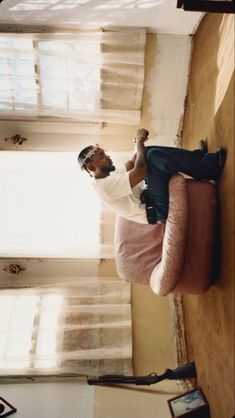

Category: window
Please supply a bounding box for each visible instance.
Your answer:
[0,293,62,370]
[0,151,101,258]
[0,30,146,124]
[0,33,100,116]
[0,281,132,376]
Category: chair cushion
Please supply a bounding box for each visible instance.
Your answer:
[172,180,217,294]
[150,175,188,296]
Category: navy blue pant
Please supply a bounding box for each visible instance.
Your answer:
[144,146,220,222]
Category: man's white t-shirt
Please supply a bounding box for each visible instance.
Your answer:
[93,167,148,224]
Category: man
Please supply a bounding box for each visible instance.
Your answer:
[78,129,226,224]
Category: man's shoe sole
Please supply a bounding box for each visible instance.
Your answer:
[216,146,227,171]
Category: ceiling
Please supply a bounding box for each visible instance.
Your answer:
[0,0,203,34]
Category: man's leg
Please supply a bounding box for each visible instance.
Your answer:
[144,164,171,223]
[144,145,225,222]
[145,146,222,181]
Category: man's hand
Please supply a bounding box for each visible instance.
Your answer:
[125,129,148,172]
[134,128,149,143]
[129,129,148,187]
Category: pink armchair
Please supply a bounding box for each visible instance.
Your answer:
[114,174,218,296]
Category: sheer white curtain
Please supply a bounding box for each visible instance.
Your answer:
[0,150,132,378]
[0,30,146,124]
[0,151,102,258]
[0,278,132,377]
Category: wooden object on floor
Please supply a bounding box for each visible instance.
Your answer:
[177,0,235,13]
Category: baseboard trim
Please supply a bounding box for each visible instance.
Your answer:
[169,293,194,392]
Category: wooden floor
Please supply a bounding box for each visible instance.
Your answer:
[181,14,234,418]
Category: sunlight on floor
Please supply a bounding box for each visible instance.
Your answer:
[215,15,234,113]
[9,0,167,12]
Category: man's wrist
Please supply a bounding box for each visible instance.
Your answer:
[135,135,146,142]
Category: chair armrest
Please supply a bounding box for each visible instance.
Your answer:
[150,175,188,296]
[114,216,165,284]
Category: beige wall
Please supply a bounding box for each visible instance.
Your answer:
[0,34,192,152]
[98,32,188,374]
[0,381,95,418]
[98,257,174,370]
[131,284,174,374]
[94,381,180,418]
[94,33,190,417]
[0,33,191,416]
[95,259,178,418]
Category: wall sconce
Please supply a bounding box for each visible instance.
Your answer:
[4,134,28,145]
[3,264,25,275]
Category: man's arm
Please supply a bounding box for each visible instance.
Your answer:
[124,129,149,172]
[129,135,148,188]
[124,154,136,171]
